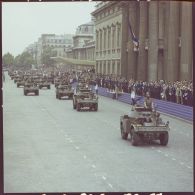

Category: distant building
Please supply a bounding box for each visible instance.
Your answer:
[24,42,38,65]
[65,21,95,70]
[35,34,73,66]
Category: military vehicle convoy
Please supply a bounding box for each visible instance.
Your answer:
[23,82,39,96]
[120,106,170,146]
[56,84,74,99]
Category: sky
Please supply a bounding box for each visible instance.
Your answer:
[2,1,97,57]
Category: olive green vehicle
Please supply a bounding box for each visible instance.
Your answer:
[120,106,170,146]
[23,82,39,96]
[16,78,25,88]
[73,89,98,111]
[39,79,51,89]
[56,84,74,99]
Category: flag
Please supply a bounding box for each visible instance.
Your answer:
[128,17,139,51]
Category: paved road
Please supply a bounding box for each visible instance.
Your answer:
[3,73,193,192]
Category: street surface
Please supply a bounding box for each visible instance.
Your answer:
[3,72,193,192]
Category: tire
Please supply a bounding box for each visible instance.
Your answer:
[94,104,98,111]
[73,100,76,109]
[120,122,128,140]
[36,90,39,96]
[132,132,140,146]
[160,132,169,146]
[56,94,58,99]
[17,84,19,88]
[76,103,81,111]
[24,90,26,96]
[48,85,50,89]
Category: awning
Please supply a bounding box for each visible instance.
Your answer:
[51,56,95,66]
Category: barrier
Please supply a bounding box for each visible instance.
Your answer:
[73,83,193,122]
[96,86,193,122]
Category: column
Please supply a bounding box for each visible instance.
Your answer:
[180,2,192,80]
[137,1,148,81]
[164,1,180,82]
[127,1,138,80]
[148,1,158,81]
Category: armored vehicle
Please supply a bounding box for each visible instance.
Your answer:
[56,84,74,99]
[54,78,61,88]
[73,90,98,111]
[14,75,21,83]
[39,79,51,89]
[23,82,39,96]
[120,106,170,146]
[16,78,25,88]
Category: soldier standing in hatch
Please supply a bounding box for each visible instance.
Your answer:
[144,92,154,110]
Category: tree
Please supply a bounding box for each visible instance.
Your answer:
[41,46,57,66]
[2,53,14,66]
[13,52,35,67]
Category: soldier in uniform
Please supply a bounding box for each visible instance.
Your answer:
[144,92,154,110]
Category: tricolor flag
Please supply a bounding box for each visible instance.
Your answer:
[128,17,139,51]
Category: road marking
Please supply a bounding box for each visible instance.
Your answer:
[91,164,96,168]
[180,162,184,165]
[186,165,192,169]
[102,176,107,180]
[75,146,79,150]
[151,147,155,149]
[83,155,87,159]
[164,154,169,157]
[172,158,176,161]
[108,183,113,189]
[157,150,162,153]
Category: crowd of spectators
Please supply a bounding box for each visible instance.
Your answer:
[93,73,193,107]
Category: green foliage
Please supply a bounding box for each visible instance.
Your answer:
[2,53,15,66]
[13,52,36,67]
[41,46,57,66]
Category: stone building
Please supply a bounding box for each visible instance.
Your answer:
[92,1,193,82]
[64,21,95,70]
[36,34,73,66]
[91,1,122,75]
[120,1,193,82]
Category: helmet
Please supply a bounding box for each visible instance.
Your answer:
[146,92,150,98]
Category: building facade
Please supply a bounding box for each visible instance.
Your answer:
[35,34,73,66]
[91,1,122,75]
[120,1,193,82]
[92,1,193,82]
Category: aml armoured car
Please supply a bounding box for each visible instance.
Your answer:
[16,78,25,88]
[73,90,98,111]
[23,82,39,96]
[56,84,74,99]
[38,79,51,89]
[120,106,170,146]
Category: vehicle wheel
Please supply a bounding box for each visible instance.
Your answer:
[160,132,169,146]
[17,84,19,88]
[56,94,58,99]
[73,100,76,109]
[132,132,140,146]
[48,85,50,89]
[76,103,81,111]
[120,123,128,140]
[94,104,98,111]
[36,91,39,96]
[24,91,26,96]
